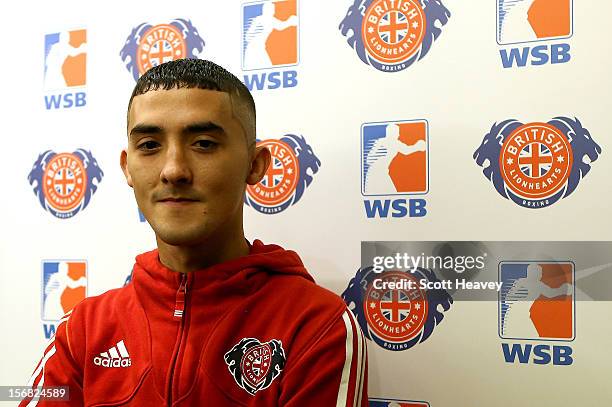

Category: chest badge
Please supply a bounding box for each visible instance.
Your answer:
[224,338,286,395]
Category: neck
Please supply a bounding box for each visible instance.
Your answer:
[156,229,250,274]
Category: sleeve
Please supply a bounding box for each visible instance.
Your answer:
[279,309,369,407]
[19,310,84,407]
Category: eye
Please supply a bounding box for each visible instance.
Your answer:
[194,139,217,150]
[137,140,160,151]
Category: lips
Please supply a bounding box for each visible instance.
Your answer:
[157,197,199,206]
[158,198,197,202]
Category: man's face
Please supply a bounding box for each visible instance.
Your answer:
[121,87,263,246]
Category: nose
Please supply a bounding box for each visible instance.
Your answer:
[160,143,192,185]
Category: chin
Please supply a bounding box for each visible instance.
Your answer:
[153,223,211,247]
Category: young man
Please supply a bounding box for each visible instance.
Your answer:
[21,59,368,406]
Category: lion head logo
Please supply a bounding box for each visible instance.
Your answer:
[28,149,104,219]
[342,266,453,351]
[280,134,321,204]
[75,148,104,208]
[474,117,601,208]
[120,18,205,81]
[28,150,54,210]
[224,338,286,395]
[244,134,320,214]
[339,0,451,72]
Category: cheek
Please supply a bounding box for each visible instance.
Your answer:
[200,155,249,196]
[129,165,158,198]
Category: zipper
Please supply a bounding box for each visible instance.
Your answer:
[167,273,189,407]
[173,273,188,320]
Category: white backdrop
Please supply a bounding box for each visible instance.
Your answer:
[1,0,611,405]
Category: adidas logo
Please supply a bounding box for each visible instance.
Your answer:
[93,340,132,368]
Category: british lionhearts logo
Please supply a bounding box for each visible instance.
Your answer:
[361,120,428,218]
[120,19,205,81]
[342,267,452,351]
[43,29,87,109]
[474,117,601,208]
[499,261,575,366]
[497,0,573,68]
[339,0,451,72]
[224,338,286,395]
[370,399,430,407]
[42,261,87,321]
[28,150,104,219]
[244,135,320,214]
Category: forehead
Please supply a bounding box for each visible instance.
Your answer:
[128,88,232,127]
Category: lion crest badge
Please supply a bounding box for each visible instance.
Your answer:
[339,0,451,72]
[474,117,602,208]
[342,266,452,351]
[244,134,320,214]
[224,338,286,395]
[28,149,104,219]
[120,18,205,80]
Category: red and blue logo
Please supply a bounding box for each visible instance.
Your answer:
[120,19,205,81]
[361,120,428,218]
[242,0,298,70]
[42,260,87,322]
[370,399,429,407]
[41,260,87,339]
[497,0,573,68]
[28,149,104,219]
[242,0,299,90]
[500,262,574,341]
[340,0,451,72]
[43,29,87,110]
[244,134,320,214]
[474,117,601,208]
[342,267,452,351]
[499,261,575,365]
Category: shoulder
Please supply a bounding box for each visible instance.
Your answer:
[70,285,132,321]
[63,285,138,363]
[261,273,347,320]
[245,273,352,358]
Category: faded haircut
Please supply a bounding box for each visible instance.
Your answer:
[127,58,256,145]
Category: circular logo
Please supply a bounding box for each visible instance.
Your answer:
[43,153,87,212]
[137,24,187,74]
[240,344,271,389]
[500,122,573,200]
[246,139,299,208]
[362,0,427,65]
[364,271,428,343]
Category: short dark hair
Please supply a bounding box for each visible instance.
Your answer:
[127,59,256,142]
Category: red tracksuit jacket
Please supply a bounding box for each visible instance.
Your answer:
[21,240,368,406]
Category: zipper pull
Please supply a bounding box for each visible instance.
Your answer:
[174,273,188,320]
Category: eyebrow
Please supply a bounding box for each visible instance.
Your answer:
[184,121,225,136]
[129,121,226,140]
[129,124,162,138]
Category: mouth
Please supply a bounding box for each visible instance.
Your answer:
[157,197,199,206]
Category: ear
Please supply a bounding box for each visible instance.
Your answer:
[247,145,271,185]
[120,149,134,187]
